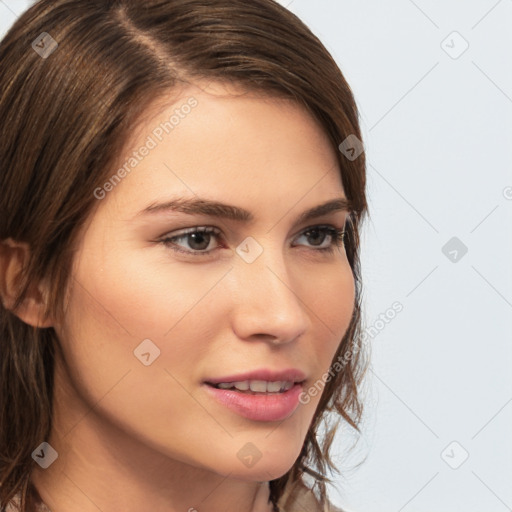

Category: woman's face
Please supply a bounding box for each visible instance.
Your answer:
[53,81,355,482]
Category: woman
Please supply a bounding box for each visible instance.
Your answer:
[0,1,368,510]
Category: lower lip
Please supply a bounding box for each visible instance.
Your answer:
[203,383,304,422]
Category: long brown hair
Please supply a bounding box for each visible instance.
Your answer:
[0,1,368,510]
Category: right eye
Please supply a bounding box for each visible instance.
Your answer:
[159,226,224,257]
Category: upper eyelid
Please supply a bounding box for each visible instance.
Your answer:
[161,211,349,236]
[161,222,344,239]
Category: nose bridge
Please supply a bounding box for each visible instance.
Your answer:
[230,237,310,341]
[239,235,294,297]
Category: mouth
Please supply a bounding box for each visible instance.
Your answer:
[205,379,299,394]
[202,370,307,422]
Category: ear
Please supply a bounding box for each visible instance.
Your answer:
[0,238,53,328]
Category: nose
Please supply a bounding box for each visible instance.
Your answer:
[229,244,310,345]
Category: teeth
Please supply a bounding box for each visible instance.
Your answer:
[266,381,283,393]
[214,380,295,393]
[281,381,294,392]
[217,382,234,389]
[233,380,249,391]
[250,380,268,392]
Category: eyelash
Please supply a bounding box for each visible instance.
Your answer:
[158,225,346,258]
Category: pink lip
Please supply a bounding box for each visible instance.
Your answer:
[202,368,307,422]
[204,368,307,385]
[203,382,304,422]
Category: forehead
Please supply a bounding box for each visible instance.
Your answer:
[99,80,343,216]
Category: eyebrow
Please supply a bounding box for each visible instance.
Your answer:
[136,196,352,223]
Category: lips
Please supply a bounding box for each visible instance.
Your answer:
[204,368,307,387]
[202,368,307,421]
[203,382,304,421]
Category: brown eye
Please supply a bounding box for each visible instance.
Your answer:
[160,227,222,256]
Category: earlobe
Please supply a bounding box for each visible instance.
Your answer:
[0,238,53,328]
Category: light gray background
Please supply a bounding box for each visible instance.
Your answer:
[1,1,511,511]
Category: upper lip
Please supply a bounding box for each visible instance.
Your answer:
[204,368,307,385]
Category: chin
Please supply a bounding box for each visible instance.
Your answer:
[224,441,302,482]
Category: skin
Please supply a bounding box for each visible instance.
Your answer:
[3,81,355,511]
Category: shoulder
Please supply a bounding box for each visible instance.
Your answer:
[276,480,346,512]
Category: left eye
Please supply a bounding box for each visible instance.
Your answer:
[159,225,345,257]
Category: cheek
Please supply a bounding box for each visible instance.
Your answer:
[55,251,226,398]
[55,251,239,464]
[80,235,219,319]
[301,257,355,342]
[298,259,355,409]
